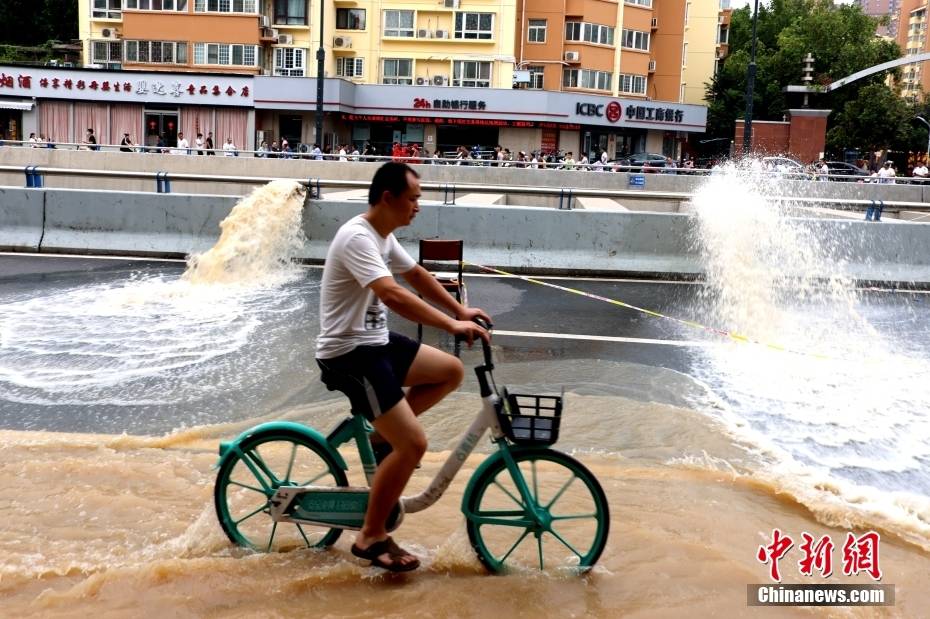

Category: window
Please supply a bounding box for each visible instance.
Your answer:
[528,65,544,89]
[717,25,728,44]
[527,18,547,42]
[194,0,257,13]
[92,0,121,18]
[336,8,366,30]
[92,40,123,63]
[685,2,690,25]
[274,47,305,76]
[455,12,494,40]
[453,60,492,87]
[565,21,614,45]
[124,0,188,9]
[562,68,611,91]
[193,43,258,66]
[125,40,188,64]
[625,0,652,6]
[621,29,650,51]
[680,82,686,102]
[618,73,647,94]
[383,58,413,84]
[383,10,414,37]
[336,57,364,78]
[273,0,306,25]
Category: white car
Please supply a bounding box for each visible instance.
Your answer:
[761,156,807,179]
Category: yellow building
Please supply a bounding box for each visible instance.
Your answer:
[679,0,718,105]
[78,0,515,87]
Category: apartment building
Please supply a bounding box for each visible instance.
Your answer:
[62,0,707,156]
[79,1,516,86]
[896,0,929,99]
[858,0,899,36]
[514,0,715,155]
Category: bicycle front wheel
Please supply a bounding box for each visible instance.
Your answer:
[214,429,348,552]
[464,447,609,573]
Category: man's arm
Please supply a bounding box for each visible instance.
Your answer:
[400,265,464,317]
[369,274,488,343]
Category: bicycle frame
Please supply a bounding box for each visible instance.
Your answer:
[267,330,516,530]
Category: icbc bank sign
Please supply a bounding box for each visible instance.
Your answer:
[575,101,685,125]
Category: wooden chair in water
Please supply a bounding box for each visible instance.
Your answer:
[417,239,466,356]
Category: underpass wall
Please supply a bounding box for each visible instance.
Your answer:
[2,187,929,283]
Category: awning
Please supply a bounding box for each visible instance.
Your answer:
[0,99,34,111]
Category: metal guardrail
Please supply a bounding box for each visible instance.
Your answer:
[7,139,930,182]
[1,164,929,212]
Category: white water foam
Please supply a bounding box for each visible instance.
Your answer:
[687,165,930,548]
[0,181,309,406]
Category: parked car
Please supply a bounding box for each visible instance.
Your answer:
[825,161,869,182]
[611,153,667,172]
[761,156,807,179]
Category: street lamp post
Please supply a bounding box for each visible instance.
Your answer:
[314,0,325,150]
[742,0,760,156]
[916,115,930,160]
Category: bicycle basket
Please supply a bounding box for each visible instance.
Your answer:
[496,387,563,446]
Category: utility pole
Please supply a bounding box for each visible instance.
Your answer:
[314,0,325,149]
[742,0,760,155]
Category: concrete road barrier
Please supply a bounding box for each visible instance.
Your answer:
[40,189,236,255]
[3,187,930,283]
[0,187,44,251]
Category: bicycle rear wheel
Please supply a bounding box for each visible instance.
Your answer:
[214,429,348,552]
[464,448,609,573]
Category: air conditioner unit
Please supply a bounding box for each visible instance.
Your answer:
[260,15,271,28]
[444,0,460,8]
[333,35,352,48]
[564,51,580,63]
[277,34,294,45]
[651,17,658,29]
[648,59,656,72]
[433,75,448,86]
[261,27,276,39]
[416,76,427,85]
[434,29,449,39]
[101,28,118,39]
[418,28,431,38]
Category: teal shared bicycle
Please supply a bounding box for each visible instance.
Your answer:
[214,321,609,573]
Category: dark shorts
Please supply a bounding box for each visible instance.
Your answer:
[316,332,421,421]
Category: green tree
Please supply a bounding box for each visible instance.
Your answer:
[0,0,77,46]
[705,0,902,155]
[826,84,914,153]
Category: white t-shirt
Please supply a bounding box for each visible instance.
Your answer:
[316,215,416,359]
[223,141,237,156]
[913,165,928,178]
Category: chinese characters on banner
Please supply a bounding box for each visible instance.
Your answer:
[413,97,487,111]
[757,529,882,582]
[0,72,250,100]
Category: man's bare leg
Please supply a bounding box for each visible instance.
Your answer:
[354,399,426,569]
[403,344,465,415]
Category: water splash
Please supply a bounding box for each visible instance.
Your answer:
[184,180,307,287]
[0,181,311,410]
[686,164,930,548]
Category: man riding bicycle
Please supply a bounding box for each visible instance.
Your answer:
[315,162,491,572]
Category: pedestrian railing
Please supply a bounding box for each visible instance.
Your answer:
[2,164,928,214]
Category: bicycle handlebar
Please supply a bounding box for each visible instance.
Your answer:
[455,317,494,367]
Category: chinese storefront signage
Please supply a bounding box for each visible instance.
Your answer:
[344,113,579,131]
[0,69,251,104]
[414,97,487,111]
[574,100,685,124]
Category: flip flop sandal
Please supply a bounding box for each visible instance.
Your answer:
[351,536,421,572]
